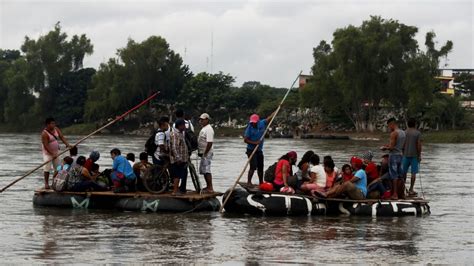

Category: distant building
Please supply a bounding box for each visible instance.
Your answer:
[436,68,474,96]
[435,69,455,95]
[298,74,312,89]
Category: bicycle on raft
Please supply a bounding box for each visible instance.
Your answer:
[142,158,201,194]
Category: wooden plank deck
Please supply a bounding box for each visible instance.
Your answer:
[236,182,429,204]
[34,188,223,201]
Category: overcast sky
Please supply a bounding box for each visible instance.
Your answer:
[0,0,472,87]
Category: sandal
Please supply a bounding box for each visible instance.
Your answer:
[408,191,418,197]
[201,188,214,193]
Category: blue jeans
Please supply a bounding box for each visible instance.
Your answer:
[388,154,403,180]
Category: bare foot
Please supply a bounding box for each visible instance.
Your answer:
[44,185,50,190]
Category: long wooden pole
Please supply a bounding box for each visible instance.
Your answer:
[0,92,160,193]
[220,72,302,212]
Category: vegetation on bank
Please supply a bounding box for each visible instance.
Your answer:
[422,129,474,143]
[0,17,472,137]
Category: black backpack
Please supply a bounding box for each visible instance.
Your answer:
[145,130,158,155]
[184,128,198,152]
[264,162,278,183]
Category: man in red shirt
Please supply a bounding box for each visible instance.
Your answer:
[362,151,379,183]
[362,151,387,198]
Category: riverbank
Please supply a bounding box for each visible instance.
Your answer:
[3,123,472,143]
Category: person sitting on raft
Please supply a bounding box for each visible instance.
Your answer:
[362,151,387,199]
[127,153,135,167]
[84,151,100,172]
[110,148,136,193]
[326,157,367,200]
[53,156,74,178]
[300,154,327,195]
[293,150,315,189]
[67,156,107,192]
[323,156,338,189]
[273,151,297,193]
[133,152,152,191]
[341,164,353,182]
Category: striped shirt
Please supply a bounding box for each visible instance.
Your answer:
[170,130,189,164]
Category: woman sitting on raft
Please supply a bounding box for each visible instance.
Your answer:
[273,151,297,193]
[300,154,327,195]
[323,156,338,189]
[67,156,107,192]
[293,150,315,189]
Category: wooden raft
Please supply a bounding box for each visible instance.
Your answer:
[35,188,223,202]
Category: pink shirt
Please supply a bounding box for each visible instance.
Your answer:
[42,128,59,156]
[274,159,291,186]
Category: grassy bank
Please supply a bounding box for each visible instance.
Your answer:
[61,123,99,135]
[422,129,474,143]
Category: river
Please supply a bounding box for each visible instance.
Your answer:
[0,133,472,263]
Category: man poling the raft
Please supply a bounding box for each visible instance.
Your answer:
[0,92,160,194]
[220,71,303,213]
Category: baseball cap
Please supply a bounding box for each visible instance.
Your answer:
[249,114,259,123]
[199,113,210,120]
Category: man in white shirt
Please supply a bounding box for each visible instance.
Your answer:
[198,113,214,193]
[154,116,171,165]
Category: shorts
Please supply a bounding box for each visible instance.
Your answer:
[170,163,188,180]
[388,154,403,180]
[43,154,60,172]
[199,153,213,175]
[247,150,264,171]
[402,156,419,174]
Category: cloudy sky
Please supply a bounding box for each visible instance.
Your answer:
[0,0,472,87]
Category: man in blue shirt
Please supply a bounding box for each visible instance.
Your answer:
[327,157,367,200]
[110,148,136,192]
[244,111,276,186]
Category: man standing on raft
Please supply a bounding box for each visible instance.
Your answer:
[41,117,71,189]
[244,111,276,186]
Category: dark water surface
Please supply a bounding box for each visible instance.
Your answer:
[0,133,472,263]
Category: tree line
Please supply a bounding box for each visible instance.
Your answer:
[0,18,471,132]
[302,16,471,131]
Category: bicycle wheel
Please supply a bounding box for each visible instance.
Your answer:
[142,165,169,194]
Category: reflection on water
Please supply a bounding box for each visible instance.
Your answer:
[0,133,473,263]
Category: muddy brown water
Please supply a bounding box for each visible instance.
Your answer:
[0,133,472,263]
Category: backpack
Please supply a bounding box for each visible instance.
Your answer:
[145,130,158,155]
[264,162,278,183]
[184,128,198,152]
[52,169,70,192]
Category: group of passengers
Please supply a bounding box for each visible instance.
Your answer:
[252,117,422,200]
[42,110,215,195]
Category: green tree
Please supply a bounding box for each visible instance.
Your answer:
[309,16,453,131]
[85,36,191,122]
[20,22,93,121]
[178,72,235,120]
[3,58,35,125]
[0,49,22,123]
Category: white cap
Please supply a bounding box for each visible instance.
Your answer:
[199,113,210,120]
